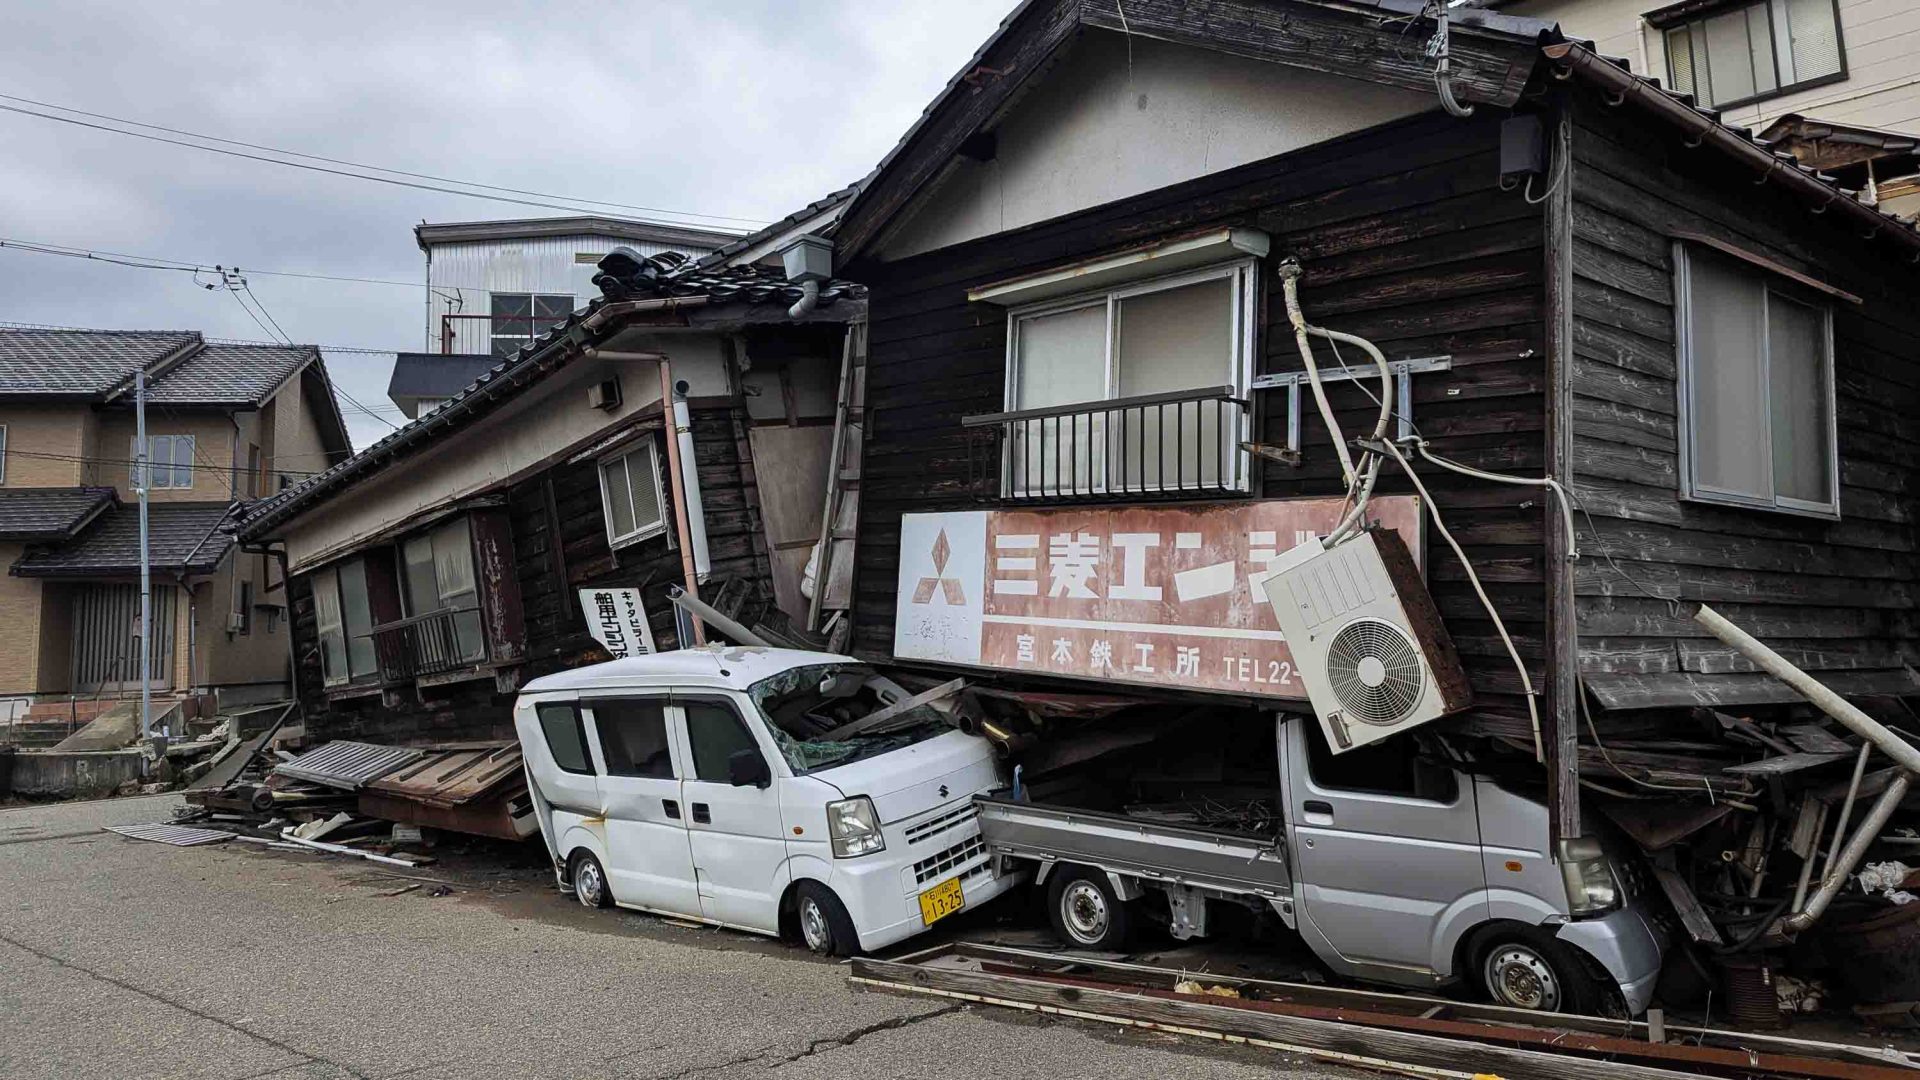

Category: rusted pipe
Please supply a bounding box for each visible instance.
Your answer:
[656,358,705,645]
[1779,771,1912,934]
[1693,605,1920,774]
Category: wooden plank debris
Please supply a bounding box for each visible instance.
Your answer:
[821,677,966,740]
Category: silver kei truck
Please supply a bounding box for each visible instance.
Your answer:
[976,715,1666,1016]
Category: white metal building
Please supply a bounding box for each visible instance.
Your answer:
[415,217,744,356]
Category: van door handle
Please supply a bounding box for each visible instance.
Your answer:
[691,803,711,824]
[662,799,681,820]
[1303,800,1333,817]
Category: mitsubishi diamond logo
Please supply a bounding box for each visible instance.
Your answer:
[910,528,966,606]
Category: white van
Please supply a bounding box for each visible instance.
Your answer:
[513,646,1019,954]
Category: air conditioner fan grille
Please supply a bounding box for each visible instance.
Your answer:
[1324,618,1425,725]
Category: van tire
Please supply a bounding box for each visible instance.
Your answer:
[1472,926,1601,1015]
[571,851,612,909]
[1047,868,1132,950]
[794,881,858,956]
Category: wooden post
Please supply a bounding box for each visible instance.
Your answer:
[1542,99,1582,842]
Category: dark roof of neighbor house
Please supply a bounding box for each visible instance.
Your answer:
[413,216,743,251]
[386,353,504,402]
[12,501,235,577]
[234,255,867,541]
[0,487,117,541]
[144,343,316,406]
[0,330,200,397]
[694,183,864,270]
[831,0,1920,267]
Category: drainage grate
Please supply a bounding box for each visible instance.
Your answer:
[105,823,234,846]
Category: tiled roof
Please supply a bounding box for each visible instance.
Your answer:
[236,252,868,540]
[694,183,863,270]
[13,501,235,577]
[143,343,314,406]
[0,330,199,397]
[386,353,504,400]
[0,487,116,541]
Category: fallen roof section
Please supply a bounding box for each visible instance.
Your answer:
[274,741,427,792]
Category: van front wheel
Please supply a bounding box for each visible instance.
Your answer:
[794,882,858,956]
[1475,928,1600,1014]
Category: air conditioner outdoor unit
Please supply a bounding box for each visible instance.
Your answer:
[1260,528,1471,754]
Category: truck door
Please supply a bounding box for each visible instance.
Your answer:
[1281,719,1489,976]
[673,695,790,933]
[582,695,700,915]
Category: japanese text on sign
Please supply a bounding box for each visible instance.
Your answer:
[579,588,657,659]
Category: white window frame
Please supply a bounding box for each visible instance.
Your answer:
[1673,242,1840,520]
[0,424,8,484]
[490,292,574,357]
[1000,258,1258,496]
[131,434,194,490]
[597,438,668,549]
[312,565,348,687]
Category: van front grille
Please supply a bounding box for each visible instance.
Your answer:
[905,803,977,845]
[912,834,986,885]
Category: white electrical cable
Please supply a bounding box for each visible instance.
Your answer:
[1409,440,1581,560]
[1278,261,1358,487]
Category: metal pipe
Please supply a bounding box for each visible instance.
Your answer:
[1780,771,1912,933]
[655,359,705,645]
[666,585,764,647]
[136,367,152,742]
[787,279,820,319]
[1789,800,1829,914]
[671,383,710,581]
[1693,604,1920,774]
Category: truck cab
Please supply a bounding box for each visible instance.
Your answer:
[514,647,1019,954]
[978,714,1665,1015]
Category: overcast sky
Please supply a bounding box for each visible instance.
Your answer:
[0,1,1015,448]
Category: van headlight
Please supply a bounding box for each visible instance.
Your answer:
[1558,837,1619,915]
[828,797,885,859]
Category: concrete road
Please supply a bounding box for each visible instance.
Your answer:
[0,795,1368,1080]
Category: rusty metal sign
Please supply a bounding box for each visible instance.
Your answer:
[892,498,1422,699]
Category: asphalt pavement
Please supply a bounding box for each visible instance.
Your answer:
[0,795,1367,1080]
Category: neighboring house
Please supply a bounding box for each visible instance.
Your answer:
[385,353,502,419]
[1503,0,1920,215]
[417,216,743,356]
[0,329,352,718]
[236,197,864,745]
[797,0,1920,842]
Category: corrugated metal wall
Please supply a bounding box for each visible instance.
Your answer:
[424,234,717,354]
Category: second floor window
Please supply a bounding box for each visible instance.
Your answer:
[599,439,667,548]
[132,434,194,489]
[491,293,574,357]
[1662,0,1844,109]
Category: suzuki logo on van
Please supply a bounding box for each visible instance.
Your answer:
[939,784,950,799]
[911,529,967,606]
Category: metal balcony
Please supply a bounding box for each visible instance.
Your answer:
[367,607,486,681]
[962,385,1251,502]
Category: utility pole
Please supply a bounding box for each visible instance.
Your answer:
[135,368,152,742]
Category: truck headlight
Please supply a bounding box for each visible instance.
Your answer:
[828,797,885,859]
[1558,837,1619,916]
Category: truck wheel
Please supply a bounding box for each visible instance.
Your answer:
[1475,928,1600,1014]
[1048,868,1132,950]
[794,881,859,957]
[571,851,612,908]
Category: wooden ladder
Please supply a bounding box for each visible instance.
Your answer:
[806,318,868,647]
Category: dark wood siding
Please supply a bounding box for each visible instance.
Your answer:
[1565,93,1920,708]
[848,110,1554,735]
[291,405,773,744]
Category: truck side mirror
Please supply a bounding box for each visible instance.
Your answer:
[728,748,772,789]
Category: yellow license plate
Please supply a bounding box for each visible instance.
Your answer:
[917,877,966,926]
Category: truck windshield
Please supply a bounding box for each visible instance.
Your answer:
[747,664,952,774]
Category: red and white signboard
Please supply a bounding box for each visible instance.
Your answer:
[892,498,1423,699]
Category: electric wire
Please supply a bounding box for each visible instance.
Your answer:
[0,91,769,226]
[1,236,441,292]
[1,447,322,478]
[0,100,764,228]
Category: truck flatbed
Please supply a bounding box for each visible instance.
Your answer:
[974,794,1293,900]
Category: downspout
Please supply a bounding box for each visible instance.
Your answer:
[656,359,706,645]
[671,380,711,581]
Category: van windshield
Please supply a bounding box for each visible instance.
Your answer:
[747,663,952,774]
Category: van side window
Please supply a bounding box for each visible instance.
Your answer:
[683,700,759,783]
[594,699,674,779]
[1303,722,1456,803]
[537,702,594,775]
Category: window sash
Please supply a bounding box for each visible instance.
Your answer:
[490,292,574,357]
[1674,243,1839,518]
[1662,0,1844,108]
[131,435,194,489]
[312,566,348,686]
[599,440,667,546]
[0,424,7,483]
[1001,260,1255,496]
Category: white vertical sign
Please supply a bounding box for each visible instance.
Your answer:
[579,588,657,659]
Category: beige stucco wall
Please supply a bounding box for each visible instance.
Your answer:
[92,410,241,504]
[1510,0,1920,134]
[873,29,1434,261]
[278,342,726,572]
[0,542,46,696]
[0,405,93,488]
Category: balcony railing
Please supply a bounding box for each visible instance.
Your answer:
[962,385,1252,502]
[366,607,486,681]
